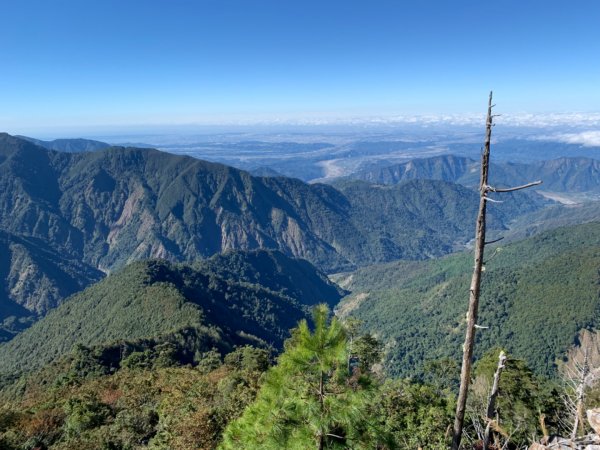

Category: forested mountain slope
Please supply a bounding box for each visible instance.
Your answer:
[0,250,343,375]
[491,200,600,243]
[337,222,600,378]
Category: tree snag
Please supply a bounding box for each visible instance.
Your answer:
[482,351,507,449]
[571,347,590,440]
[451,92,541,449]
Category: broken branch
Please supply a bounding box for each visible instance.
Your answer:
[487,180,542,193]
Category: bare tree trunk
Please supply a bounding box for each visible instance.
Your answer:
[483,351,507,449]
[450,93,541,450]
[452,91,494,450]
[571,347,590,440]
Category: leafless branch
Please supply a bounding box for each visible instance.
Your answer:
[487,180,542,193]
[484,247,502,264]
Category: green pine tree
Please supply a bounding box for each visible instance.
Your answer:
[219,304,383,449]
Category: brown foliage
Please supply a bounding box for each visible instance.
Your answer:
[19,408,65,442]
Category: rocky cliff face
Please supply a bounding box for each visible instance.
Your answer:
[0,230,102,341]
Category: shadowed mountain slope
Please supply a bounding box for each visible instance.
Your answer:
[0,249,344,375]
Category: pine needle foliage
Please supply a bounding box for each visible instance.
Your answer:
[220,304,382,449]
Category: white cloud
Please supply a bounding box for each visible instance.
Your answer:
[496,113,600,128]
[256,112,600,129]
[553,130,600,147]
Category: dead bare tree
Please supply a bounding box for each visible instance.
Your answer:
[451,92,542,450]
[482,351,507,449]
[572,348,590,439]
[561,346,592,440]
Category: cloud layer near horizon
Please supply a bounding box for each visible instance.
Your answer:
[554,131,600,147]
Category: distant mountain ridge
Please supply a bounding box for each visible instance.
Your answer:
[16,135,111,152]
[355,154,477,185]
[353,154,600,193]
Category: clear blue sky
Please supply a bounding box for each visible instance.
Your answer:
[1,0,599,133]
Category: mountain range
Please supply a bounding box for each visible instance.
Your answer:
[352,154,600,194]
[0,125,598,450]
[1,132,598,379]
[0,133,544,326]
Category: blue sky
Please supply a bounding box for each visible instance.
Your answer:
[1,0,600,134]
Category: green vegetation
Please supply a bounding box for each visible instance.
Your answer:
[194,248,345,306]
[375,379,454,449]
[221,305,382,449]
[465,348,563,447]
[2,134,599,448]
[0,345,270,450]
[339,222,600,378]
[492,200,600,244]
[0,250,343,376]
[0,306,583,449]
